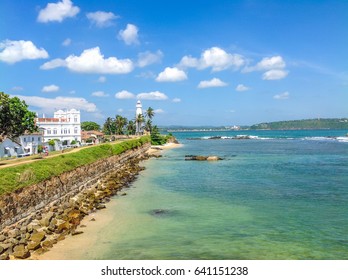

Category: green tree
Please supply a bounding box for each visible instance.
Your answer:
[144,119,153,134]
[126,120,136,135]
[150,125,165,145]
[81,121,101,131]
[115,115,127,135]
[146,107,155,120]
[0,92,37,142]
[102,117,116,135]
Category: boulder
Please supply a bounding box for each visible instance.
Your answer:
[185,155,223,161]
[0,235,6,242]
[13,244,30,259]
[27,241,41,251]
[30,232,45,243]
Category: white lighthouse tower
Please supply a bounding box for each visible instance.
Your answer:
[135,100,143,135]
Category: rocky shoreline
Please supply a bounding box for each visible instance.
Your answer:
[0,156,148,260]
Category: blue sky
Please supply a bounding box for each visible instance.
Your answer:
[1,0,347,126]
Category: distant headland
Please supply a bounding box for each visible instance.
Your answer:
[164,118,348,132]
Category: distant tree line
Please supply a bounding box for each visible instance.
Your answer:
[250,118,348,130]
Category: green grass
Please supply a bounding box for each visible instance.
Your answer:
[0,136,150,196]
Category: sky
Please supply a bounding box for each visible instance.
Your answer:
[1,0,347,126]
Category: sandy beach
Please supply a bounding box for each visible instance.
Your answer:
[32,142,182,260]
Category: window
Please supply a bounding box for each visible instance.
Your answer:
[74,127,78,134]
[64,128,68,134]
[23,137,26,142]
[32,137,34,141]
[38,137,41,142]
[53,128,57,135]
[74,116,78,123]
[47,129,51,135]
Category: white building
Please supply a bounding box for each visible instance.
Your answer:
[135,100,144,135]
[0,131,43,158]
[36,109,81,144]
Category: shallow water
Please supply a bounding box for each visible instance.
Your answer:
[42,130,348,260]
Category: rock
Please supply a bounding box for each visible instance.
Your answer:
[185,155,223,161]
[13,244,30,259]
[0,253,9,260]
[27,241,41,251]
[56,220,70,233]
[206,156,222,161]
[96,204,106,210]
[67,209,81,220]
[30,232,45,243]
[90,218,96,222]
[0,245,4,255]
[0,235,6,242]
[41,240,53,248]
[71,230,84,236]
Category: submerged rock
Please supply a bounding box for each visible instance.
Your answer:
[185,155,223,161]
[149,209,175,218]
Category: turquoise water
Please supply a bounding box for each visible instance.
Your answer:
[77,130,348,259]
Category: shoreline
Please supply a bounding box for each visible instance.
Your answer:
[31,142,182,260]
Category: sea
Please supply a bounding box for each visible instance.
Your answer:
[46,130,348,260]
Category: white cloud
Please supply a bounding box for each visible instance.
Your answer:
[0,40,49,64]
[178,47,245,72]
[118,24,139,45]
[273,91,289,100]
[62,38,71,46]
[98,76,106,83]
[37,0,80,23]
[40,47,134,74]
[198,78,228,88]
[137,50,163,67]
[91,91,109,97]
[115,90,136,99]
[137,91,168,100]
[154,109,164,114]
[69,90,76,94]
[117,108,124,113]
[235,84,250,91]
[172,98,181,103]
[156,67,187,82]
[263,69,288,80]
[244,56,286,72]
[14,95,97,113]
[40,58,66,69]
[86,11,118,27]
[42,84,59,92]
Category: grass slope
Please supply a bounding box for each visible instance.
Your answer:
[0,136,150,196]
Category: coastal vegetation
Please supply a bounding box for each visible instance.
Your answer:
[81,121,101,131]
[0,136,150,196]
[250,118,348,130]
[0,92,37,142]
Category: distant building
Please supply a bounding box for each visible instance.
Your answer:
[135,100,144,135]
[81,130,104,144]
[0,131,44,158]
[36,109,81,144]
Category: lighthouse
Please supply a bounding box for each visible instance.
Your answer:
[135,100,143,135]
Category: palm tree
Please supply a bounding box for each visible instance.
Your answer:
[146,107,155,120]
[144,119,153,134]
[126,120,136,135]
[115,115,127,135]
[103,117,115,135]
